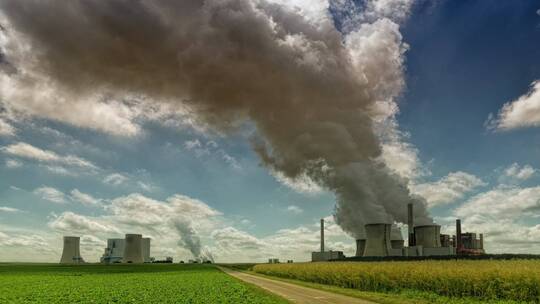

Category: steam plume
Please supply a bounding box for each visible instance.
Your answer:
[0,0,432,239]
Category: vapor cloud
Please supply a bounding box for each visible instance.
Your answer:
[487,80,540,131]
[0,0,431,238]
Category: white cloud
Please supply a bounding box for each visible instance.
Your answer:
[43,165,77,176]
[456,185,540,220]
[0,118,16,136]
[487,80,540,131]
[272,170,324,194]
[103,173,129,186]
[411,172,486,207]
[0,232,49,249]
[1,142,97,169]
[33,187,67,204]
[184,139,241,170]
[70,189,101,206]
[537,9,540,16]
[504,163,536,181]
[286,205,304,214]
[0,206,21,213]
[5,159,22,168]
[48,212,120,234]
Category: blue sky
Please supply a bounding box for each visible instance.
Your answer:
[1,0,540,262]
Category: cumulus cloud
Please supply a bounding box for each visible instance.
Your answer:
[411,172,486,207]
[286,205,304,214]
[487,80,540,131]
[70,189,101,206]
[0,232,49,249]
[33,186,67,204]
[103,173,129,186]
[450,184,540,253]
[5,158,21,168]
[503,163,536,181]
[49,211,120,234]
[0,118,15,136]
[0,0,429,240]
[1,142,97,169]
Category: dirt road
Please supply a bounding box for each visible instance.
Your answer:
[220,267,376,304]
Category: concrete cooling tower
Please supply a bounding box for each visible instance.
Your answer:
[363,224,392,257]
[391,225,405,249]
[60,236,84,264]
[142,237,151,263]
[415,225,442,248]
[123,234,143,263]
[355,239,366,257]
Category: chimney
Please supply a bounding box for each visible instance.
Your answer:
[407,203,414,246]
[456,219,462,254]
[320,218,325,252]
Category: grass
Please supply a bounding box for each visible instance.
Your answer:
[253,260,540,303]
[0,263,289,304]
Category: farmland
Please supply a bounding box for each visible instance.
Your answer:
[254,260,540,303]
[0,263,288,304]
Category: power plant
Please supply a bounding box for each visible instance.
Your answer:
[60,236,85,264]
[100,234,152,264]
[312,203,485,261]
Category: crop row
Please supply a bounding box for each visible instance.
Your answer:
[253,260,540,302]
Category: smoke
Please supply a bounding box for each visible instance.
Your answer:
[0,0,432,239]
[173,218,214,262]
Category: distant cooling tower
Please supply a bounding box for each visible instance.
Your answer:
[363,223,392,257]
[142,238,151,263]
[355,239,366,257]
[415,225,442,248]
[60,236,84,264]
[123,234,144,263]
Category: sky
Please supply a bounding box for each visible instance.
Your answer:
[1,0,540,263]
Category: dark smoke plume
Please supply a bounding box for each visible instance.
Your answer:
[0,0,432,239]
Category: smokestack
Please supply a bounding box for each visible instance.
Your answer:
[407,203,414,246]
[320,219,325,253]
[60,236,84,264]
[456,219,462,254]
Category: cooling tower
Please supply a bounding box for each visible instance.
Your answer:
[123,234,143,263]
[60,236,84,264]
[355,239,366,257]
[391,225,404,249]
[142,238,151,263]
[363,223,392,257]
[414,225,442,248]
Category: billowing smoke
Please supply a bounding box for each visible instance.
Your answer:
[0,0,432,239]
[173,218,213,262]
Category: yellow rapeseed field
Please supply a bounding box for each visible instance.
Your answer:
[254,260,540,302]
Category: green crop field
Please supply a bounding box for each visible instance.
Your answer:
[254,260,540,303]
[0,263,288,304]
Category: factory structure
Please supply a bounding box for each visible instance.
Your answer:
[313,203,485,261]
[59,234,153,264]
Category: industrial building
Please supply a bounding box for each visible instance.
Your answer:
[60,236,85,264]
[312,203,485,261]
[312,219,345,261]
[100,234,152,264]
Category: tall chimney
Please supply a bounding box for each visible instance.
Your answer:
[320,218,325,252]
[456,219,462,254]
[407,203,414,246]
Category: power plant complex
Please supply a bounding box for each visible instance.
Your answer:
[59,234,153,264]
[313,203,485,261]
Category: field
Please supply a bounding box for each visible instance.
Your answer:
[253,260,540,303]
[0,263,288,304]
